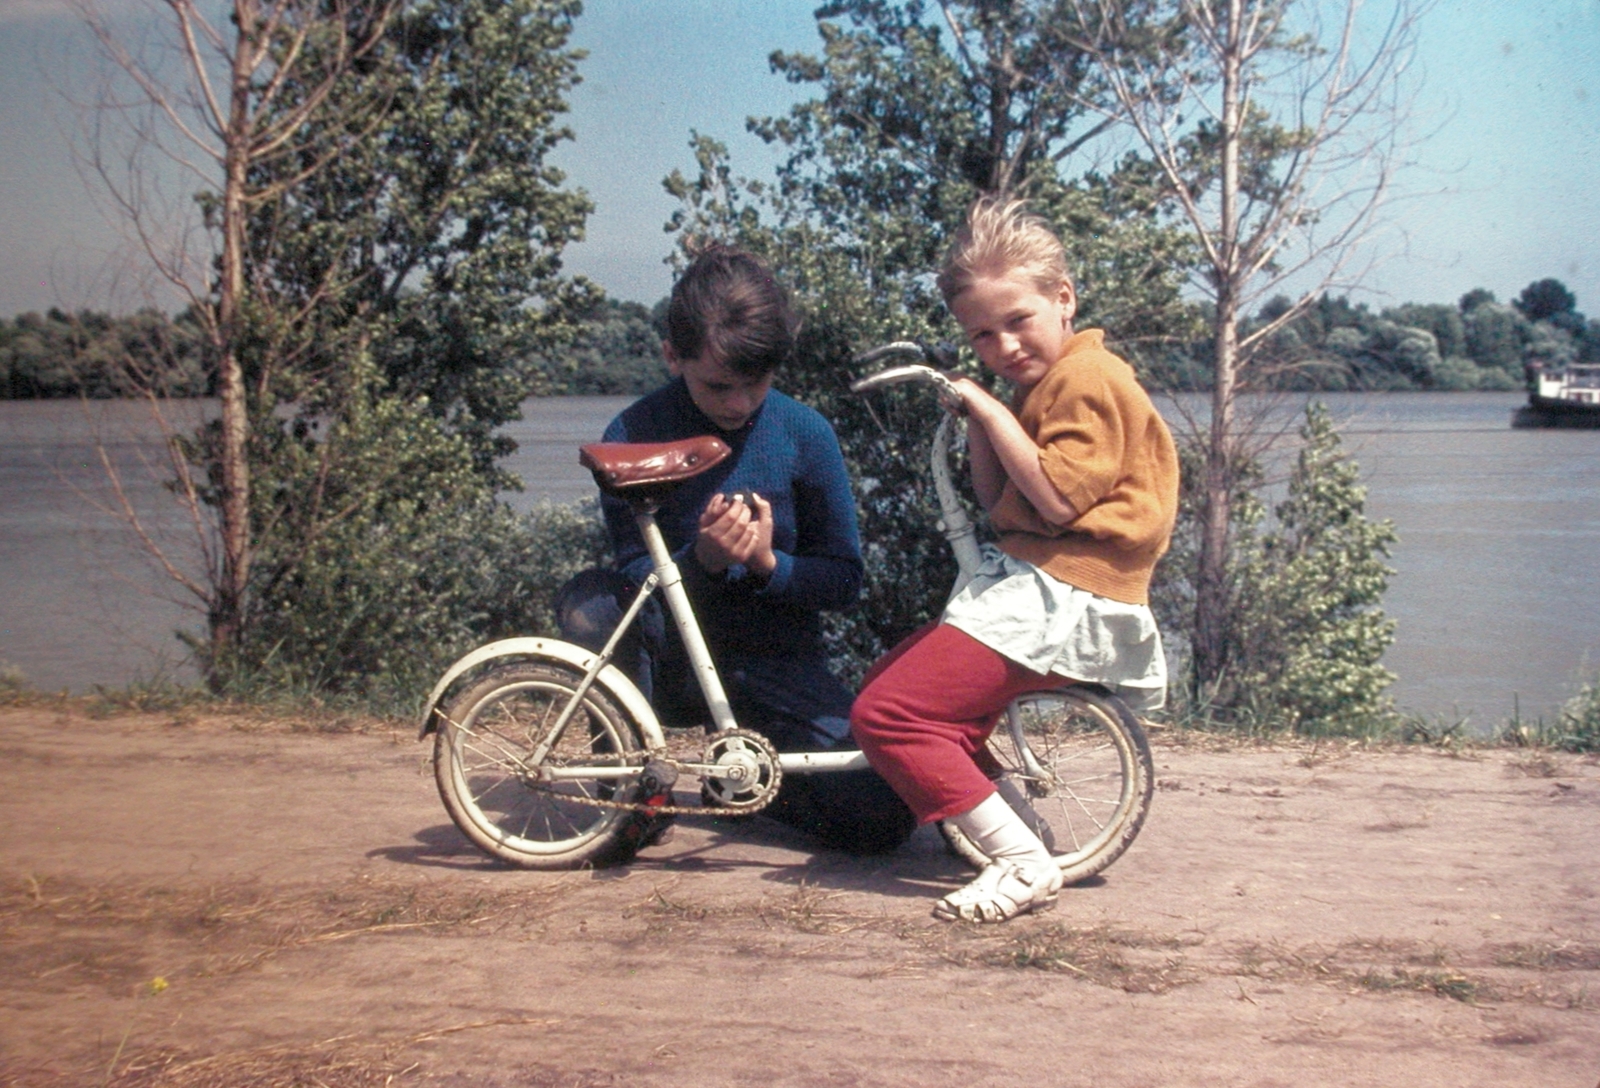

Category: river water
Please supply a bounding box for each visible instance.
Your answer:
[3,391,1597,731]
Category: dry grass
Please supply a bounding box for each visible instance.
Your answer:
[1229,935,1600,1008]
[936,919,1202,993]
[1491,939,1600,971]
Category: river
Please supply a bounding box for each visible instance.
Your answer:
[2,391,1597,732]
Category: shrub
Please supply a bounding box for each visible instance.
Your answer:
[1554,673,1600,753]
[1159,404,1400,737]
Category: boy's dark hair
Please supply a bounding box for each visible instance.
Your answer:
[665,247,798,377]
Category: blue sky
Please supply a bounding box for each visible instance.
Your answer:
[1,0,1596,317]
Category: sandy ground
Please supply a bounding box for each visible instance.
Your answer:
[1,703,1597,1087]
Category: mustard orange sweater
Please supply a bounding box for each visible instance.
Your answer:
[986,330,1178,605]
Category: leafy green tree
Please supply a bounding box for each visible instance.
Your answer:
[1385,303,1464,360]
[535,298,667,394]
[663,0,1198,672]
[1197,404,1398,734]
[1462,301,1529,374]
[0,309,207,398]
[1514,278,1579,325]
[81,0,595,695]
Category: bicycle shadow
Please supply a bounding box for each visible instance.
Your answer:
[372,812,962,897]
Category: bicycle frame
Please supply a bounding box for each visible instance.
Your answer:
[418,496,872,777]
[421,345,976,778]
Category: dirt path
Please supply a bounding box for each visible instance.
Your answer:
[1,705,1597,1087]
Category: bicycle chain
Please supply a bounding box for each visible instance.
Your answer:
[520,727,782,817]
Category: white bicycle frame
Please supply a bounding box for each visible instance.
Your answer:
[419,344,985,781]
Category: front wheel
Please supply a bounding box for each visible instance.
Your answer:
[433,660,649,869]
[941,687,1154,885]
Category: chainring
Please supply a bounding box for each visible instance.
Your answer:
[698,728,782,813]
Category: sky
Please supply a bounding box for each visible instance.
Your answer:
[0,0,1596,317]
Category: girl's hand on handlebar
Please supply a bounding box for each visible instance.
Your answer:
[695,492,777,581]
[945,376,1004,419]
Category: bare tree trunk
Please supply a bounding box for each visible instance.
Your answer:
[210,1,257,659]
[1193,0,1244,690]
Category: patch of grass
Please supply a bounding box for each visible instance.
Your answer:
[940,920,1200,993]
[1491,940,1600,971]
[1399,713,1472,750]
[85,673,209,719]
[1553,672,1600,753]
[1354,966,1479,1002]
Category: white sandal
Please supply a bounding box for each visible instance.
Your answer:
[933,860,1063,924]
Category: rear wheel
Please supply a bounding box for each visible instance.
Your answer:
[941,688,1154,885]
[434,661,648,869]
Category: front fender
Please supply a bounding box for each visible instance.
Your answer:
[417,637,665,749]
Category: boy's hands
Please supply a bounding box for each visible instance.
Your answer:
[696,492,777,580]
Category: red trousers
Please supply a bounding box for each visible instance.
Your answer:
[850,623,1059,824]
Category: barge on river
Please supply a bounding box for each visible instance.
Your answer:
[1513,362,1600,428]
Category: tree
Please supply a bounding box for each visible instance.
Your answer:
[0,308,206,398]
[664,0,1198,671]
[76,0,401,668]
[1066,0,1421,697]
[534,298,667,395]
[1224,403,1397,734]
[1461,300,1528,375]
[77,0,595,693]
[1514,278,1579,325]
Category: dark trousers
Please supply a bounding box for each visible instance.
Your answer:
[555,569,915,854]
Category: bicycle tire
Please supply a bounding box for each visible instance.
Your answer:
[940,687,1154,885]
[434,660,649,869]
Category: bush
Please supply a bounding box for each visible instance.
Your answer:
[1159,404,1400,737]
[0,661,30,705]
[197,354,610,714]
[1554,673,1600,753]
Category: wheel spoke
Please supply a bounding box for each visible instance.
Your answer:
[435,663,643,868]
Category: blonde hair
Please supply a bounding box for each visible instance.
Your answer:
[936,196,1073,305]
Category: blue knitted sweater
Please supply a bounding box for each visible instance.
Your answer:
[599,377,863,659]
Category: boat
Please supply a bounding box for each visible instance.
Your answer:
[1512,362,1600,428]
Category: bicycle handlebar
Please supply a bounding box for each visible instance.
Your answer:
[850,340,983,592]
[850,342,964,409]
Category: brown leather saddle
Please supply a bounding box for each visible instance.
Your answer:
[579,436,732,503]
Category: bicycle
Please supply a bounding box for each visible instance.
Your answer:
[418,342,1155,884]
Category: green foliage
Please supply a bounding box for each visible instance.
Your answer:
[201,354,608,706]
[1162,405,1399,736]
[242,0,597,481]
[0,309,207,398]
[534,298,667,394]
[1235,286,1600,391]
[662,0,1199,674]
[1514,278,1579,325]
[1553,672,1600,753]
[1462,301,1529,375]
[161,0,598,699]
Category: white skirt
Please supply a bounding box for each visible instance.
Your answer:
[941,545,1168,712]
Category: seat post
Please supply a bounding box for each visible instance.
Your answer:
[634,509,739,733]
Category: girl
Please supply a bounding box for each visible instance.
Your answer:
[851,198,1179,923]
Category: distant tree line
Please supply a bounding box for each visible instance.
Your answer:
[10,276,1593,401]
[1205,277,1600,393]
[0,308,210,398]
